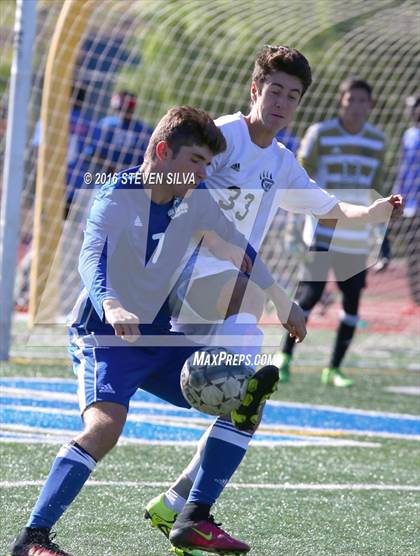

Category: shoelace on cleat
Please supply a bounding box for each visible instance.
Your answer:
[32,531,68,555]
[208,514,222,527]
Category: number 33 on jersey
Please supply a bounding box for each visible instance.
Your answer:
[205,112,337,252]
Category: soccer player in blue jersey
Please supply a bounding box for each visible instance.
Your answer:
[393,95,420,314]
[10,106,306,556]
[87,90,153,175]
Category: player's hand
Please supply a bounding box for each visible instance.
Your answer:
[203,232,252,273]
[373,256,390,273]
[266,283,306,342]
[103,299,141,342]
[388,194,404,220]
[368,194,404,223]
[282,301,307,343]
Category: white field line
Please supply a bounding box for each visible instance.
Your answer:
[255,424,420,442]
[1,480,419,491]
[0,437,379,448]
[384,386,420,396]
[0,424,380,448]
[0,387,194,414]
[0,436,377,447]
[3,378,420,420]
[2,394,420,440]
[1,376,76,383]
[1,403,208,431]
[2,402,418,441]
[1,388,77,403]
[268,399,420,420]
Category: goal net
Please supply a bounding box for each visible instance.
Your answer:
[1,0,419,362]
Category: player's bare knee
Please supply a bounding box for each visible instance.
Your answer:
[78,402,127,459]
[217,276,265,319]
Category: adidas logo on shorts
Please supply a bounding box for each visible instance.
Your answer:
[98,383,116,394]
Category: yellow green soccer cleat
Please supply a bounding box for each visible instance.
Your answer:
[231,365,279,431]
[321,367,354,387]
[144,493,204,556]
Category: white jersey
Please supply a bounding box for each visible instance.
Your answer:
[179,112,338,281]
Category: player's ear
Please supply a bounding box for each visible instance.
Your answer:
[250,81,259,104]
[155,140,172,161]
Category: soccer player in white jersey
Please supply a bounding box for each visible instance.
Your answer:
[146,46,403,555]
[278,78,387,387]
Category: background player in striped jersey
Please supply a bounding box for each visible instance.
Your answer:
[278,78,387,387]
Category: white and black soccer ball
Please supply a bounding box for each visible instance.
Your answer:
[180,347,254,416]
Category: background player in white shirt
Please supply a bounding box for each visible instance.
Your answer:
[147,45,403,555]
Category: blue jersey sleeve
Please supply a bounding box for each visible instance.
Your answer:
[78,186,124,320]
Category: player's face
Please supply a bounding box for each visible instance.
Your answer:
[339,88,372,130]
[168,144,213,197]
[251,71,303,132]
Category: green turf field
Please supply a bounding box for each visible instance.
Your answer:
[1,357,419,556]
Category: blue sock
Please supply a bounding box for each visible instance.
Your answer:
[217,313,263,369]
[188,418,252,506]
[28,441,96,529]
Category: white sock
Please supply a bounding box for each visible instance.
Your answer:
[164,489,187,514]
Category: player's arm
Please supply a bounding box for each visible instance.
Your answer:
[370,139,392,270]
[297,123,320,177]
[102,299,140,340]
[196,192,307,342]
[281,149,403,224]
[321,194,403,224]
[199,230,253,273]
[79,187,140,340]
[196,192,274,289]
[265,283,306,343]
[300,129,404,223]
[199,227,306,342]
[372,139,387,195]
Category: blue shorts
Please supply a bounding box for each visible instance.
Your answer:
[69,332,202,413]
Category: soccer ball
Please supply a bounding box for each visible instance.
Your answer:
[180,347,253,416]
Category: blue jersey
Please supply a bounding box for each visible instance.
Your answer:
[89,116,153,171]
[69,167,274,336]
[66,109,95,202]
[33,109,94,204]
[394,126,420,215]
[276,129,300,155]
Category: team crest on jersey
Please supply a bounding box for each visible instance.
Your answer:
[260,171,274,192]
[168,197,189,219]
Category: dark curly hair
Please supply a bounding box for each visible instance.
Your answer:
[252,45,312,98]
